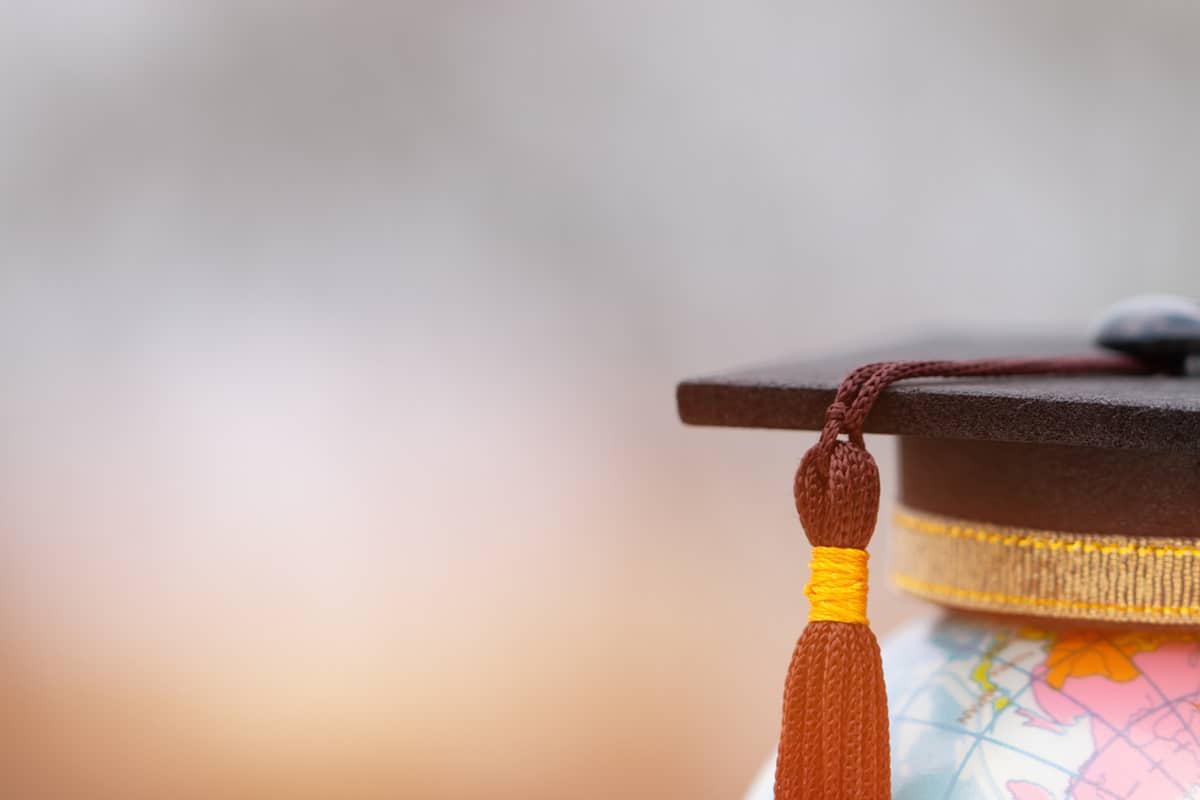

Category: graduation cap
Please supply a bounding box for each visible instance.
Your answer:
[676,295,1200,800]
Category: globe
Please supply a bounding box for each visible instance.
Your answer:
[746,612,1200,800]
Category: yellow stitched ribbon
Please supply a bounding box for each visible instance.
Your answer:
[805,546,869,624]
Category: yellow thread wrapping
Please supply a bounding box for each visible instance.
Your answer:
[891,506,1200,625]
[806,546,869,624]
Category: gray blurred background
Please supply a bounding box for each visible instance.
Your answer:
[1,2,1198,799]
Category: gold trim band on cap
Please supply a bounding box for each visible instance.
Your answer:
[891,507,1200,625]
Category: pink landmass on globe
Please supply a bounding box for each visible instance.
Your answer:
[1029,640,1200,799]
[1006,779,1053,800]
[1015,707,1063,734]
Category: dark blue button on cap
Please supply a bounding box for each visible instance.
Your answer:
[1093,294,1200,363]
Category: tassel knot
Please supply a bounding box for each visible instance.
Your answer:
[794,440,879,549]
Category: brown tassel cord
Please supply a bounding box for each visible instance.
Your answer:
[774,354,1149,800]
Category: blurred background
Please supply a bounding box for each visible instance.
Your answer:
[2,2,1200,798]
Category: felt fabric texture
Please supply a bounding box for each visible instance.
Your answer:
[898,437,1200,540]
[676,335,1200,452]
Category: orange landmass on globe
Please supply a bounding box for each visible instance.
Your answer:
[1019,627,1200,690]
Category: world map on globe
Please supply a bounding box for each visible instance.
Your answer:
[748,613,1200,800]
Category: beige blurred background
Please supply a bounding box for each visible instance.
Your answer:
[2,2,1200,798]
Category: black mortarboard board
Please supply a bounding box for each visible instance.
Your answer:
[677,334,1200,452]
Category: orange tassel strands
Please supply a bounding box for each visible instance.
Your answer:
[773,355,1148,800]
[774,393,888,800]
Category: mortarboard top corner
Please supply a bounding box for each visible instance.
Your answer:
[676,334,1200,453]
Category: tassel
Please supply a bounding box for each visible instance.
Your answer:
[773,355,1149,800]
